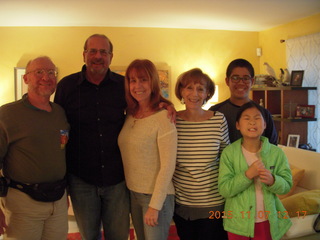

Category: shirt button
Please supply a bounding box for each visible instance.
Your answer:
[100,134,102,137]
[97,118,100,121]
[102,165,105,168]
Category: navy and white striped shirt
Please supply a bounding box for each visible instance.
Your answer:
[173,111,229,208]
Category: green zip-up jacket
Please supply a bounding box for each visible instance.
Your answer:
[218,137,292,240]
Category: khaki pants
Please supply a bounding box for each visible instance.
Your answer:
[1,187,68,240]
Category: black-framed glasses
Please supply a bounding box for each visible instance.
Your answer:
[85,48,111,56]
[27,69,58,78]
[230,75,252,83]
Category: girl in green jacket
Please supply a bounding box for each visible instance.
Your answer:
[218,101,292,240]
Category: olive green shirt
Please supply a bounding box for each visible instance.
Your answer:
[0,95,69,183]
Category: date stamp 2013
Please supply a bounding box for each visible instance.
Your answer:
[209,210,308,220]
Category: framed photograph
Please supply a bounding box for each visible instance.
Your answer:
[14,67,27,100]
[287,134,300,148]
[296,105,315,118]
[290,70,304,86]
[111,66,170,99]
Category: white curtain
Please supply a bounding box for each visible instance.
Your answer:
[286,32,320,152]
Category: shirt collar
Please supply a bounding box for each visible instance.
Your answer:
[22,94,52,112]
[78,65,116,86]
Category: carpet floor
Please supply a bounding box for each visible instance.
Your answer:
[67,225,179,240]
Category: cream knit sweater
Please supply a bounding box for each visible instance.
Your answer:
[118,110,177,210]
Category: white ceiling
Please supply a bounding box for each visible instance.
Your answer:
[1,0,320,31]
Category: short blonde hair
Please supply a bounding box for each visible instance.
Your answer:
[25,56,55,72]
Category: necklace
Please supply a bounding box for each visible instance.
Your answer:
[131,108,152,128]
[136,107,152,118]
[135,108,152,119]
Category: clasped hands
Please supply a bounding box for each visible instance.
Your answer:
[245,160,275,186]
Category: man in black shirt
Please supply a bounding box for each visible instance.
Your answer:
[210,58,277,144]
[55,34,129,240]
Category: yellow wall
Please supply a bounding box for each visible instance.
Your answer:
[1,13,319,109]
[259,13,320,77]
[0,27,259,108]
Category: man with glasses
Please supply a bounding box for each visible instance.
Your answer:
[210,58,277,144]
[0,56,69,239]
[54,34,130,240]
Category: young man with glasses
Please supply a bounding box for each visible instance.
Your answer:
[210,58,277,144]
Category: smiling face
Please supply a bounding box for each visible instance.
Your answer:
[226,67,254,103]
[128,68,152,105]
[236,106,266,140]
[83,36,113,76]
[24,57,57,98]
[181,82,208,110]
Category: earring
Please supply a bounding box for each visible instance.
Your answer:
[203,100,207,105]
[181,98,185,104]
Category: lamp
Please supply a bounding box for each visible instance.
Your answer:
[203,85,219,110]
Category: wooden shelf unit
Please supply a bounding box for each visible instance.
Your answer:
[251,87,317,145]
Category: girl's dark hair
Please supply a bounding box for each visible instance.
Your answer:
[236,101,266,122]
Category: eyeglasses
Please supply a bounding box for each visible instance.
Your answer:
[230,75,252,83]
[27,69,58,78]
[85,48,111,56]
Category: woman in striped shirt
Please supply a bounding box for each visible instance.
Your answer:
[173,68,230,240]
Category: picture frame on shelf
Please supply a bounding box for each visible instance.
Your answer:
[296,105,315,118]
[290,70,304,86]
[14,67,27,100]
[287,134,300,148]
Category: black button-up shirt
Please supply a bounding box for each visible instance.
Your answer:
[54,65,126,186]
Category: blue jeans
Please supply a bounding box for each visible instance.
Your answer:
[130,191,174,240]
[68,174,130,240]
